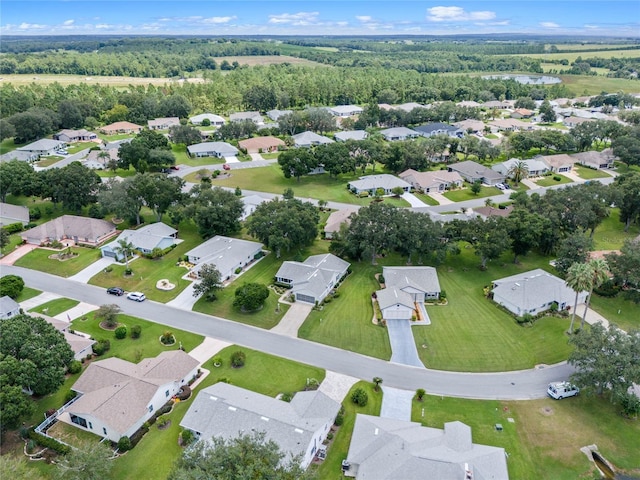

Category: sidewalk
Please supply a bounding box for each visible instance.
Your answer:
[20,292,62,311]
[0,244,38,265]
[68,257,116,283]
[55,302,99,322]
[318,371,359,403]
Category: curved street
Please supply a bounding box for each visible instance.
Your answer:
[4,265,576,401]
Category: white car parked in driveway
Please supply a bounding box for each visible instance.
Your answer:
[127,291,146,302]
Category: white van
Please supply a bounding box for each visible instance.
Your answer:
[547,381,580,399]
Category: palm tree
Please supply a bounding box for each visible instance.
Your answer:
[372,377,383,392]
[580,258,610,330]
[565,262,593,334]
[113,238,135,270]
[507,160,529,185]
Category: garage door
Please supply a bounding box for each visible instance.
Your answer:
[296,294,315,304]
[102,249,117,258]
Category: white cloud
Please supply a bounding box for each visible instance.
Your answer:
[95,23,111,29]
[356,16,373,23]
[540,22,560,28]
[201,16,237,24]
[427,6,496,23]
[18,22,47,30]
[584,24,599,30]
[268,11,320,26]
[63,19,74,26]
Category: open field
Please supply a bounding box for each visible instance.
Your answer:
[535,173,573,187]
[544,43,640,52]
[573,165,613,180]
[211,55,327,67]
[592,208,640,251]
[442,185,502,202]
[15,247,103,278]
[557,75,640,95]
[0,74,192,87]
[29,297,79,317]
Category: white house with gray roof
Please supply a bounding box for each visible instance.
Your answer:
[379,127,420,141]
[100,222,178,260]
[399,169,463,193]
[348,174,411,196]
[330,105,364,117]
[448,160,504,186]
[0,296,21,320]
[344,415,509,479]
[0,150,39,162]
[17,139,66,157]
[186,236,263,280]
[275,253,350,304]
[335,130,368,142]
[491,269,587,316]
[187,142,239,158]
[266,109,293,121]
[230,111,264,124]
[189,113,226,126]
[148,117,180,130]
[181,382,340,469]
[35,313,96,361]
[63,351,198,442]
[492,158,550,178]
[292,131,335,148]
[414,122,463,138]
[571,149,615,170]
[376,266,440,322]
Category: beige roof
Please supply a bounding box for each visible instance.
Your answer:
[100,121,143,133]
[22,215,116,244]
[540,153,576,168]
[238,136,285,151]
[324,207,358,234]
[70,351,198,435]
[399,169,463,189]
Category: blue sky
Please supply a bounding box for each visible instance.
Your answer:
[1,1,637,37]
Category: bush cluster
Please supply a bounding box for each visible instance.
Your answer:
[230,350,246,368]
[114,326,127,339]
[130,324,142,339]
[92,339,111,356]
[351,387,369,407]
[28,430,70,455]
[67,360,82,374]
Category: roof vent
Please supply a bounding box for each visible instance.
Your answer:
[374,428,379,436]
[294,428,304,434]
[228,406,237,411]
[261,416,269,422]
[209,396,218,401]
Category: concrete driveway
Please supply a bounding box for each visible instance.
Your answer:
[166,281,198,310]
[380,386,415,421]
[68,257,116,283]
[387,320,425,368]
[270,302,313,337]
[426,191,453,205]
[401,192,429,207]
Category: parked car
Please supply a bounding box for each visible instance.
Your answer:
[170,165,179,170]
[107,287,125,296]
[495,183,506,190]
[127,291,146,302]
[504,183,511,189]
[58,150,68,155]
[547,381,579,400]
[223,164,231,170]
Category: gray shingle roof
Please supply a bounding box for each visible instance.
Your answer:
[449,160,504,182]
[102,222,177,253]
[189,113,226,125]
[17,139,65,152]
[187,142,239,156]
[380,127,419,139]
[376,287,414,310]
[0,295,20,317]
[348,174,411,192]
[413,122,459,135]
[276,254,350,300]
[0,202,30,225]
[22,215,116,244]
[187,236,262,276]
[383,266,441,294]
[292,131,334,146]
[334,130,368,142]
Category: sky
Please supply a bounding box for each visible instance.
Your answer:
[1,1,638,37]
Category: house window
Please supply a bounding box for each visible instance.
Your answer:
[148,405,154,413]
[89,422,93,429]
[103,427,107,435]
[165,390,170,397]
[70,414,87,428]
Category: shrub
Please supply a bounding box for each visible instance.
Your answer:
[593,280,620,298]
[212,355,223,367]
[378,274,385,284]
[0,274,25,299]
[130,324,142,339]
[357,191,369,198]
[439,290,447,301]
[553,176,562,181]
[68,360,82,374]
[177,386,191,401]
[622,289,640,304]
[114,326,127,339]
[351,387,369,407]
[306,378,320,390]
[180,429,195,446]
[235,267,242,274]
[334,414,344,426]
[64,390,78,403]
[2,222,23,234]
[280,392,293,402]
[619,392,640,417]
[161,331,175,345]
[117,436,132,452]
[92,339,111,356]
[29,207,41,220]
[230,350,246,368]
[416,388,426,401]
[28,430,70,455]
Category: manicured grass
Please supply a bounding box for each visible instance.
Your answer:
[312,381,383,480]
[71,312,204,364]
[299,253,399,361]
[97,133,136,142]
[15,246,103,277]
[0,138,25,154]
[66,142,97,154]
[172,144,226,167]
[558,74,640,96]
[590,294,640,332]
[35,156,64,167]
[0,232,24,256]
[261,152,280,160]
[47,421,103,448]
[413,192,440,206]
[16,286,42,302]
[442,185,502,202]
[535,174,573,187]
[592,208,640,250]
[110,345,324,480]
[192,252,290,329]
[208,163,410,207]
[413,247,574,371]
[96,168,137,178]
[29,298,80,317]
[89,222,203,303]
[573,165,612,180]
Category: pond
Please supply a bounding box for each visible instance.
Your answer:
[482,74,562,85]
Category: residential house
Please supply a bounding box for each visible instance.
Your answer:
[17,139,66,157]
[238,136,285,154]
[376,266,440,322]
[454,119,485,134]
[491,269,587,316]
[0,296,21,320]
[240,194,269,220]
[414,122,463,138]
[324,207,358,239]
[379,127,420,142]
[483,100,511,110]
[473,205,514,220]
[538,154,575,173]
[347,174,411,196]
[0,202,30,227]
[334,130,368,142]
[330,105,363,117]
[456,100,482,108]
[275,253,350,304]
[292,131,334,148]
[448,160,504,186]
[0,150,39,163]
[61,351,198,442]
[571,148,615,169]
[187,142,239,158]
[181,382,340,469]
[563,116,595,128]
[148,117,180,130]
[186,236,263,280]
[344,415,509,480]
[492,158,550,178]
[100,222,178,260]
[229,111,264,125]
[36,313,96,361]
[189,113,225,126]
[488,118,534,133]
[83,148,119,170]
[399,169,463,193]
[393,102,427,113]
[21,215,117,246]
[510,108,534,119]
[100,122,143,135]
[53,129,98,143]
[266,109,293,121]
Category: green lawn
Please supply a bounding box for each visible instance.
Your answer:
[313,381,383,480]
[573,165,612,180]
[96,168,137,178]
[0,138,24,154]
[34,156,64,167]
[535,174,573,187]
[72,312,204,363]
[413,247,574,371]
[89,222,203,303]
[412,192,440,206]
[29,298,80,317]
[590,294,640,332]
[67,142,98,154]
[15,246,103,277]
[592,208,640,250]
[442,185,503,202]
[16,286,42,302]
[97,133,135,142]
[1,232,24,256]
[207,163,410,207]
[172,144,226,167]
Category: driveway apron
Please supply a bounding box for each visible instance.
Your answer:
[387,319,425,368]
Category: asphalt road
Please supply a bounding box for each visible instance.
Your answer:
[3,265,575,400]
